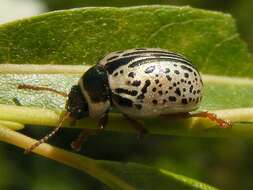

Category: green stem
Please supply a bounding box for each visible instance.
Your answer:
[1,104,253,138]
[0,120,24,130]
[0,124,135,190]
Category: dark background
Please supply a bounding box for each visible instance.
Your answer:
[1,1,253,190]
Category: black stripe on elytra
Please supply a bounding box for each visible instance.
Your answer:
[106,55,119,61]
[122,50,183,57]
[122,50,192,63]
[115,88,138,96]
[111,93,133,107]
[105,56,139,74]
[128,57,193,68]
[180,65,193,72]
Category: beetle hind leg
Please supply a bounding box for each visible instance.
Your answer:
[190,111,232,128]
[123,114,148,140]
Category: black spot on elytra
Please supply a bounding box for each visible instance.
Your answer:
[189,98,192,102]
[165,90,168,94]
[169,96,177,102]
[183,88,186,92]
[188,81,191,85]
[169,87,173,90]
[152,99,158,105]
[128,72,135,78]
[165,68,170,73]
[193,90,196,95]
[174,70,180,74]
[137,80,151,100]
[173,83,177,87]
[120,70,124,74]
[115,88,138,96]
[181,79,185,82]
[132,80,141,87]
[152,88,157,92]
[177,82,180,85]
[141,80,151,94]
[181,98,187,104]
[155,79,159,84]
[163,99,167,104]
[159,84,162,87]
[190,85,193,93]
[174,64,177,67]
[175,88,181,96]
[158,90,163,95]
[166,75,172,81]
[145,65,156,73]
[135,104,142,110]
[194,72,197,76]
[184,73,189,78]
[113,72,118,77]
[181,65,193,72]
[197,90,201,94]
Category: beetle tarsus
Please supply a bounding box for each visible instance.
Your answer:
[191,111,232,128]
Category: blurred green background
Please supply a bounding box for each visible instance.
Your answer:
[0,1,252,190]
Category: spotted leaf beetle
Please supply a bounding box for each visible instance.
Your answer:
[18,48,231,152]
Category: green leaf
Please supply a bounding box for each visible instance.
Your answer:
[0,6,252,77]
[0,5,253,190]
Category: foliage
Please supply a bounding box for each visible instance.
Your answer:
[0,5,253,190]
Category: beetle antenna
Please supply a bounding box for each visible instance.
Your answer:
[18,84,68,97]
[25,111,70,154]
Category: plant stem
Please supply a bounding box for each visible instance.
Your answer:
[0,104,253,138]
[0,120,24,130]
[0,125,136,190]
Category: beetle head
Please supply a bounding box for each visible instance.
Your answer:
[66,85,89,120]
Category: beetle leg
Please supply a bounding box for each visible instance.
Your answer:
[189,111,232,128]
[71,112,108,151]
[161,112,231,128]
[123,114,148,140]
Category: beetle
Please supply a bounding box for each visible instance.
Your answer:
[18,48,231,152]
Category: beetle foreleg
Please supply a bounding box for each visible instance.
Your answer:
[71,112,108,151]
